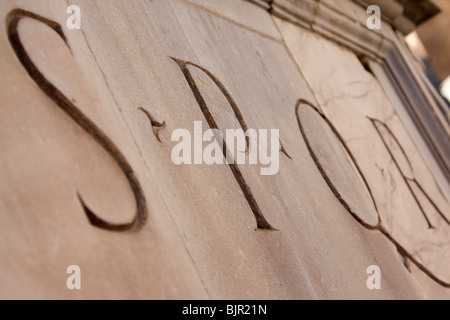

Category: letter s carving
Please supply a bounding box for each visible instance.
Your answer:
[7,9,147,232]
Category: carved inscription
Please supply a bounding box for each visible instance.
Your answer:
[296,99,379,228]
[297,98,450,287]
[170,58,276,231]
[7,9,147,232]
[6,7,449,289]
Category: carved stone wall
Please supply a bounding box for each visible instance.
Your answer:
[0,0,448,299]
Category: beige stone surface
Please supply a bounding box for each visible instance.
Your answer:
[183,0,282,41]
[0,1,208,299]
[296,101,379,228]
[0,0,446,299]
[275,16,450,291]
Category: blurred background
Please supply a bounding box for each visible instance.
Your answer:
[405,0,450,105]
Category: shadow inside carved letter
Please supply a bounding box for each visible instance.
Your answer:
[170,57,276,231]
[7,9,147,232]
[296,99,379,228]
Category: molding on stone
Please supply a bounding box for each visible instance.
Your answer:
[245,0,450,183]
[356,0,441,34]
[355,0,411,34]
[245,0,271,10]
[251,0,441,56]
[266,0,389,60]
